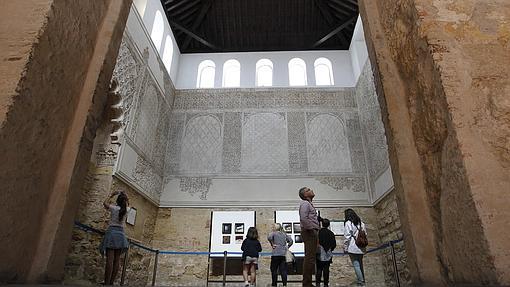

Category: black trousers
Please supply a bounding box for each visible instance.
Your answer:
[316,260,331,286]
[270,256,288,286]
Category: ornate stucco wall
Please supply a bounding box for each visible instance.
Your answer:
[356,61,393,200]
[113,26,174,204]
[160,87,372,207]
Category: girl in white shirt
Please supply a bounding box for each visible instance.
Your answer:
[343,208,366,286]
[100,191,130,285]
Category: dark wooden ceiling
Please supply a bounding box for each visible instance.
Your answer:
[161,0,359,53]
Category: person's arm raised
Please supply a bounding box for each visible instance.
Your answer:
[103,191,119,210]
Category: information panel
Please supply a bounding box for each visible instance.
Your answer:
[210,211,256,257]
[275,210,304,257]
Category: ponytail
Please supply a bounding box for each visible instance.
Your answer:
[116,192,128,221]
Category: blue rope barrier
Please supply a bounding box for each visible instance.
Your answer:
[74,221,403,257]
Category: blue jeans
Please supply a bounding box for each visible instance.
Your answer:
[349,253,365,284]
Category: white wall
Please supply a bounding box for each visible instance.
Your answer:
[176,50,356,89]
[350,15,369,81]
[130,0,180,85]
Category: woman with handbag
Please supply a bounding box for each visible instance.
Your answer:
[343,209,367,286]
[316,218,336,287]
[268,223,294,286]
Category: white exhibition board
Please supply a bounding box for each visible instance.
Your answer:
[210,211,256,257]
[275,210,305,257]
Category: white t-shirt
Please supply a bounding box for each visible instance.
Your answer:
[343,220,366,254]
[108,205,130,227]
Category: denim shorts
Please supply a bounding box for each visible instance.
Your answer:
[244,256,258,265]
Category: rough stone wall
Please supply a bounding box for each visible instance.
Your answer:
[359,0,510,284]
[0,0,130,282]
[64,174,158,286]
[151,207,387,286]
[374,191,411,286]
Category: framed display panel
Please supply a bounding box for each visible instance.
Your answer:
[210,211,255,257]
[126,207,137,226]
[274,210,304,256]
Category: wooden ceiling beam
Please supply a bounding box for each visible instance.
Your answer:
[328,2,352,17]
[166,0,190,12]
[171,0,201,17]
[329,0,358,12]
[313,0,348,46]
[182,0,213,50]
[313,15,357,48]
[169,19,220,51]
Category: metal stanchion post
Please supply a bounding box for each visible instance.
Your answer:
[390,241,401,287]
[152,250,159,286]
[222,251,227,286]
[120,244,130,286]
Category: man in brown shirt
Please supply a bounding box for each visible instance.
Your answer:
[299,187,320,287]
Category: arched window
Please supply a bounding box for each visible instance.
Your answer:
[314,57,334,85]
[256,59,273,87]
[162,36,174,74]
[288,58,307,86]
[197,60,216,88]
[222,59,241,87]
[150,11,164,51]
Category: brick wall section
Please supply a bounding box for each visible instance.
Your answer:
[374,191,411,286]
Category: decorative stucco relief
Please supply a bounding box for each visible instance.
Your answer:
[133,81,160,159]
[133,155,163,201]
[287,112,308,173]
[241,112,289,174]
[95,144,118,167]
[173,88,357,111]
[222,112,242,174]
[165,113,185,176]
[356,62,390,181]
[179,177,212,200]
[316,176,366,193]
[307,113,352,172]
[111,34,145,138]
[180,114,223,174]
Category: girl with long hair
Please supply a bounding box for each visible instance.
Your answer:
[267,223,294,286]
[343,208,366,286]
[100,190,130,285]
[241,227,262,287]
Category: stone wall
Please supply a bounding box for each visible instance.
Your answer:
[374,191,411,286]
[359,0,510,284]
[151,207,387,286]
[0,0,130,282]
[64,175,158,286]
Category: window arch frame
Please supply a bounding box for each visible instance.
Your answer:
[222,59,241,88]
[256,59,273,87]
[288,58,308,86]
[162,35,174,74]
[314,57,335,86]
[197,60,216,88]
[150,10,164,52]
